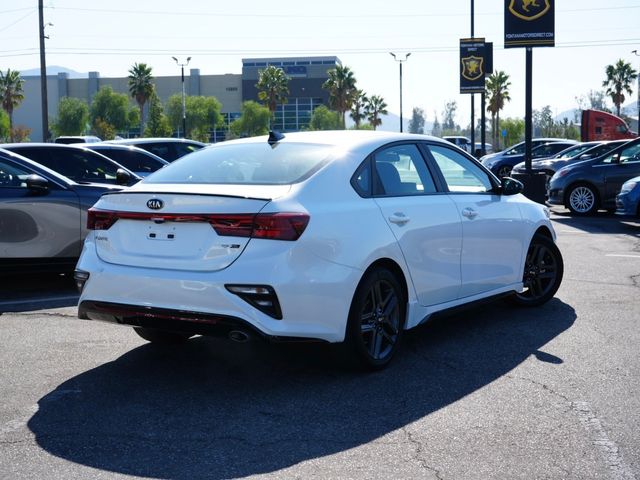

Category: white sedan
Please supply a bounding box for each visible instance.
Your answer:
[75,131,563,369]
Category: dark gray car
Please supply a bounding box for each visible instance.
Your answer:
[0,148,124,274]
[0,143,140,187]
[80,143,169,177]
[548,138,640,215]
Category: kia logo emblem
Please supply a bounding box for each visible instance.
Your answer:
[147,199,164,210]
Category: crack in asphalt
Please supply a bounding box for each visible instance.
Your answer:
[401,426,444,480]
[508,375,636,480]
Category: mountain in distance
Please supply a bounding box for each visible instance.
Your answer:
[20,66,87,78]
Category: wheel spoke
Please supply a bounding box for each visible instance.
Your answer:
[369,328,384,358]
[382,293,398,318]
[360,323,375,335]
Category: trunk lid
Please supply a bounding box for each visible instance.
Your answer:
[91,186,288,271]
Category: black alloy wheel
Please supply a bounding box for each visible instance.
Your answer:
[509,234,563,307]
[133,327,193,344]
[345,268,405,369]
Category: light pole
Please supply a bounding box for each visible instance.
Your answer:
[172,56,191,138]
[389,52,411,133]
[633,50,639,131]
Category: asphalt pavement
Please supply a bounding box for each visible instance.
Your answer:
[1,210,639,479]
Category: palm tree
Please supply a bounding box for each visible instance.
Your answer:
[323,65,357,129]
[0,68,25,141]
[365,95,388,131]
[602,59,638,117]
[350,90,368,129]
[128,63,154,134]
[256,65,290,129]
[485,71,511,150]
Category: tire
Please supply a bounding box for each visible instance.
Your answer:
[344,268,406,370]
[566,183,599,215]
[133,327,193,344]
[508,234,563,307]
[497,165,512,178]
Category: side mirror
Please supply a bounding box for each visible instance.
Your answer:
[501,177,524,196]
[115,168,132,186]
[610,153,621,164]
[25,174,49,194]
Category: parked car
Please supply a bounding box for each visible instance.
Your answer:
[0,144,140,187]
[511,140,628,186]
[75,131,563,369]
[54,135,102,144]
[443,136,472,153]
[615,175,640,217]
[104,138,207,162]
[548,137,640,215]
[80,143,169,178]
[0,148,124,274]
[474,142,494,157]
[482,140,578,178]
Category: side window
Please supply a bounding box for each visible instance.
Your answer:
[144,144,173,161]
[351,161,371,196]
[619,143,640,164]
[175,143,202,159]
[427,145,494,193]
[372,144,436,197]
[0,159,30,188]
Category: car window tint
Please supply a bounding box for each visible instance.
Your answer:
[145,142,333,185]
[372,144,436,196]
[428,145,493,193]
[0,158,30,188]
[98,149,161,173]
[143,144,173,161]
[352,161,371,196]
[174,143,203,158]
[619,143,640,164]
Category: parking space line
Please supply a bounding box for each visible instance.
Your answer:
[605,254,640,259]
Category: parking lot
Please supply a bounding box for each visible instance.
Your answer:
[1,209,639,479]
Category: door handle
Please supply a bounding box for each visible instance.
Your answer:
[461,208,478,219]
[389,213,410,225]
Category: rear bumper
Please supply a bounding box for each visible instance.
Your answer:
[79,300,326,343]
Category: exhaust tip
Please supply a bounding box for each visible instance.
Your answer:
[228,330,250,343]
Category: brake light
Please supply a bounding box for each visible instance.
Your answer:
[86,209,309,241]
[87,208,118,230]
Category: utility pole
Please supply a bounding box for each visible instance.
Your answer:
[38,0,49,142]
[172,56,191,138]
[389,53,411,133]
[470,0,475,154]
[633,50,639,130]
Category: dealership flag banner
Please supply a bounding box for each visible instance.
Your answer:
[504,0,555,48]
[460,38,486,94]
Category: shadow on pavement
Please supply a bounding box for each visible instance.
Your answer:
[550,209,640,236]
[28,299,576,479]
[0,273,78,312]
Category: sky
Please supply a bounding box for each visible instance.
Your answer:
[2,0,639,128]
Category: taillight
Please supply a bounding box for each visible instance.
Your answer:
[87,208,118,230]
[86,209,309,241]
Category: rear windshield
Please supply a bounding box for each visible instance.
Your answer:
[144,142,334,185]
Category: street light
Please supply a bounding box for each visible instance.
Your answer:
[172,56,191,138]
[389,52,411,133]
[633,50,639,131]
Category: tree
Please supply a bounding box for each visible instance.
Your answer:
[602,59,638,117]
[500,117,525,148]
[256,66,290,125]
[431,111,441,137]
[323,65,358,129]
[485,71,511,150]
[166,94,223,140]
[408,107,426,134]
[229,101,271,138]
[90,86,131,139]
[442,100,458,132]
[350,90,368,129]
[532,105,555,137]
[144,90,172,137]
[128,62,154,133]
[364,95,387,130]
[52,97,89,136]
[0,110,11,141]
[575,89,610,115]
[308,105,341,130]
[0,69,25,141]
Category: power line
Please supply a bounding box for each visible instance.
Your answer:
[0,9,36,34]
